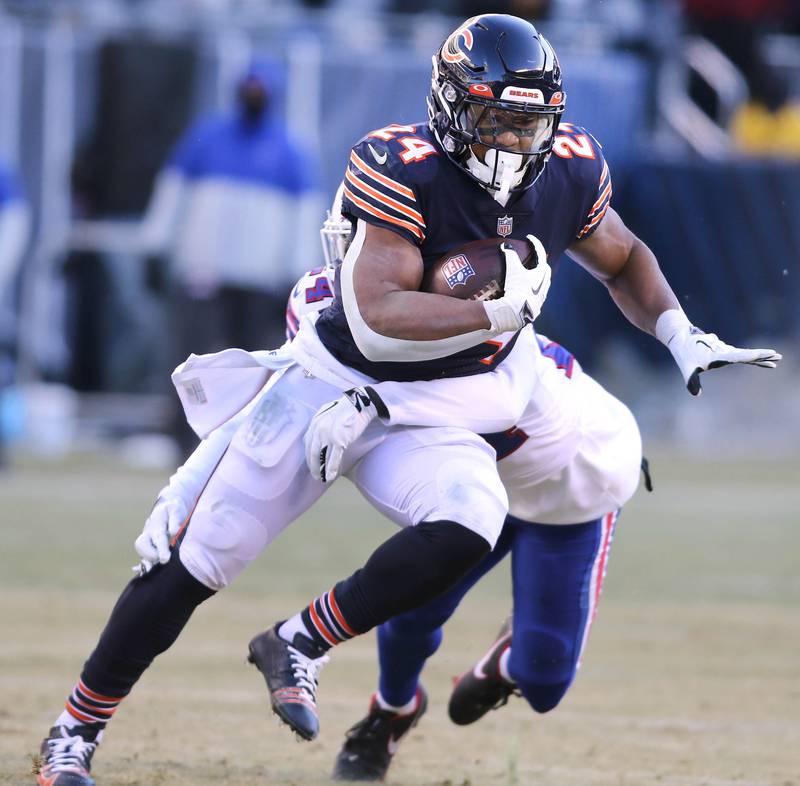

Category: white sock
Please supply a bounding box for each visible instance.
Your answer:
[375,690,418,715]
[498,646,514,683]
[54,709,81,730]
[53,711,104,742]
[278,613,312,643]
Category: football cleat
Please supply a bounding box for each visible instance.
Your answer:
[34,724,100,785]
[332,685,428,782]
[448,617,519,725]
[247,625,329,741]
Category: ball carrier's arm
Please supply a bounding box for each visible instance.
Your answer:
[567,208,781,394]
[341,221,547,362]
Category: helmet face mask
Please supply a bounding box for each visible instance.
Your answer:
[319,182,351,279]
[428,14,566,197]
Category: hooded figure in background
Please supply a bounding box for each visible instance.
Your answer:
[140,58,323,454]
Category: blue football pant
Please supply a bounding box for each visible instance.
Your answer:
[377,511,619,714]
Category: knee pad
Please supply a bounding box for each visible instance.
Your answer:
[427,456,508,548]
[509,628,577,714]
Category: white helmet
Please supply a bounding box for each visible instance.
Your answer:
[319,181,351,278]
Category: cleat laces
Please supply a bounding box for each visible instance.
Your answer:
[43,730,97,774]
[288,644,329,705]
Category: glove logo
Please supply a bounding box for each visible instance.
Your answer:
[344,388,372,413]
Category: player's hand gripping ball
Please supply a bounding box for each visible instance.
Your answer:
[421,236,535,301]
[422,234,551,334]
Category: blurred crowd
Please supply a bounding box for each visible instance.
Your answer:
[0,0,798,458]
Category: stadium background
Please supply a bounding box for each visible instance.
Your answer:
[1,1,798,784]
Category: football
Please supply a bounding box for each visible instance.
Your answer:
[420,237,534,301]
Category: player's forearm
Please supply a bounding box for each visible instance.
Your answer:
[367,290,490,339]
[161,416,238,505]
[604,238,680,335]
[344,284,496,362]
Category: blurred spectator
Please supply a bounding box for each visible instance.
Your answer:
[0,159,30,465]
[387,0,551,20]
[140,58,322,453]
[683,0,800,157]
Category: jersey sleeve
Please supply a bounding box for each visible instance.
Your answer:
[341,131,427,247]
[558,125,612,241]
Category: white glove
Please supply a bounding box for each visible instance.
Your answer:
[304,386,390,483]
[132,494,190,576]
[656,309,782,396]
[483,234,551,334]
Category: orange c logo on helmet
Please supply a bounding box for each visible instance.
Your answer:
[442,16,480,64]
[549,91,564,105]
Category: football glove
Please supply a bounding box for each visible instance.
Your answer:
[656,309,782,396]
[304,386,389,483]
[133,494,190,576]
[483,234,551,334]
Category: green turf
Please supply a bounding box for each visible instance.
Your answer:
[1,451,798,785]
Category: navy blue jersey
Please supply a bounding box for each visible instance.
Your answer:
[315,121,611,382]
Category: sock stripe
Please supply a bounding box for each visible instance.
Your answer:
[65,702,109,725]
[308,601,339,646]
[77,680,123,704]
[65,679,123,727]
[313,597,340,641]
[318,595,350,642]
[71,696,115,718]
[326,588,357,637]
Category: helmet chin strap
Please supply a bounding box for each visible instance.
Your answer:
[466,147,528,205]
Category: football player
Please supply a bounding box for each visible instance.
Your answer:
[152,233,645,783]
[34,15,779,785]
[254,12,778,744]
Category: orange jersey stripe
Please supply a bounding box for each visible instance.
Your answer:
[308,602,338,646]
[327,589,357,637]
[590,164,611,212]
[589,179,612,216]
[350,150,416,200]
[578,202,610,238]
[344,185,424,240]
[345,168,426,229]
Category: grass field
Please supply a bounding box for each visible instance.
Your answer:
[1,451,799,786]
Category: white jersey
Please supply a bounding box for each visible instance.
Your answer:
[167,269,642,551]
[497,341,641,524]
[285,266,333,340]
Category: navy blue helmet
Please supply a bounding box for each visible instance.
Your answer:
[428,14,566,196]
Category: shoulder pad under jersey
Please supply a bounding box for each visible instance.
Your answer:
[342,122,441,247]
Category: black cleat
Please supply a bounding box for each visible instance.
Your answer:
[332,685,428,782]
[448,617,519,725]
[248,625,329,741]
[34,724,100,785]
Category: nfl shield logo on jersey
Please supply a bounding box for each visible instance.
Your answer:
[497,215,513,237]
[442,254,476,289]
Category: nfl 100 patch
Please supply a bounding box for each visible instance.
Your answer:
[441,254,476,289]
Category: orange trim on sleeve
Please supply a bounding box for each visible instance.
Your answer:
[350,150,416,200]
[345,168,426,229]
[343,185,424,240]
